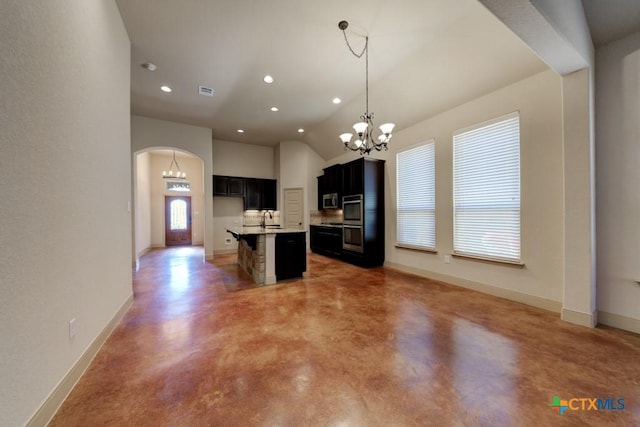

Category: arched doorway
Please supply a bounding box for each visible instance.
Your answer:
[133,148,205,261]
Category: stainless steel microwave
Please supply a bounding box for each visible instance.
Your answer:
[322,193,339,209]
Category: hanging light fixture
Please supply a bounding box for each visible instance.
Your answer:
[162,150,190,192]
[337,20,395,155]
[162,150,187,180]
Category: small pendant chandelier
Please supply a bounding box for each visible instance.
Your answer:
[162,150,187,180]
[337,20,395,155]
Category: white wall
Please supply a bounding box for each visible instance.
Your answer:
[149,152,204,247]
[595,31,640,332]
[328,70,564,308]
[279,141,325,249]
[213,139,274,177]
[131,116,214,258]
[0,1,132,425]
[211,139,275,253]
[134,152,152,257]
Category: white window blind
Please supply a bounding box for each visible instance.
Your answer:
[453,112,520,262]
[396,140,436,250]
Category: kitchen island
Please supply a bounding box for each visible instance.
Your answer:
[226,227,306,285]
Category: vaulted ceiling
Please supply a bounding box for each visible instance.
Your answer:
[116,0,639,160]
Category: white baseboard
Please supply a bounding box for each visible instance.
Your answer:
[27,293,134,427]
[136,246,152,259]
[598,310,640,334]
[561,307,598,328]
[384,261,562,313]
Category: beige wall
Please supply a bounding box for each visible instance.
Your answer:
[213,139,274,178]
[212,139,275,253]
[131,116,214,258]
[279,141,325,249]
[149,152,205,247]
[0,1,132,425]
[328,69,564,308]
[595,31,640,332]
[134,152,152,257]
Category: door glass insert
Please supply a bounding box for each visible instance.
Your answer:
[170,199,188,230]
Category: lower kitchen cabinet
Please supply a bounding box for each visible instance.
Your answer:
[310,225,342,258]
[275,232,307,281]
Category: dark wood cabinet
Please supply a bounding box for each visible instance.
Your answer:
[262,179,277,210]
[243,178,277,210]
[314,158,385,267]
[317,176,324,210]
[323,164,342,194]
[342,157,385,268]
[342,159,364,196]
[214,175,277,210]
[213,175,245,197]
[276,232,306,280]
[310,225,342,258]
[244,178,261,210]
[228,177,244,196]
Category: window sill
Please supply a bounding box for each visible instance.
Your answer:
[395,243,437,254]
[452,252,524,268]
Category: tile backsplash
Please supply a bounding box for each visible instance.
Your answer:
[243,210,280,226]
[310,209,343,225]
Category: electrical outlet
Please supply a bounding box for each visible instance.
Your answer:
[69,318,77,339]
[444,255,451,264]
[225,238,232,245]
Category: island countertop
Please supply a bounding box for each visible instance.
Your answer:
[226,226,305,239]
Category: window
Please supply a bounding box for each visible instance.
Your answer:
[170,199,188,230]
[453,112,520,262]
[396,140,436,250]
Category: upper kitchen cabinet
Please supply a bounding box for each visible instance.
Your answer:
[262,179,277,210]
[342,158,365,196]
[213,175,244,197]
[317,176,324,210]
[244,178,277,210]
[244,178,261,210]
[214,175,277,210]
[322,164,342,195]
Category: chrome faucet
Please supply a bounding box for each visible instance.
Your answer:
[260,210,272,228]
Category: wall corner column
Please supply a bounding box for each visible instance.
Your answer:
[561,67,597,327]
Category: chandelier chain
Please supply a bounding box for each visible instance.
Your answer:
[338,21,394,155]
[342,31,369,116]
[341,30,367,59]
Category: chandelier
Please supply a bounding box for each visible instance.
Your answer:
[162,150,187,179]
[337,20,395,155]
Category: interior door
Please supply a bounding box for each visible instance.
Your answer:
[165,196,192,246]
[283,188,303,229]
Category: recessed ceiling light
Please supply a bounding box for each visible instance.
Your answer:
[298,128,305,133]
[332,97,341,104]
[160,85,172,93]
[270,106,279,112]
[263,75,274,84]
[237,129,245,133]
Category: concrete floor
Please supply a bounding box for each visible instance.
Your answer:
[50,246,640,426]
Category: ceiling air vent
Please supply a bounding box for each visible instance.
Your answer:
[198,85,214,97]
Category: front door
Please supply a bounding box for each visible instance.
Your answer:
[165,196,192,246]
